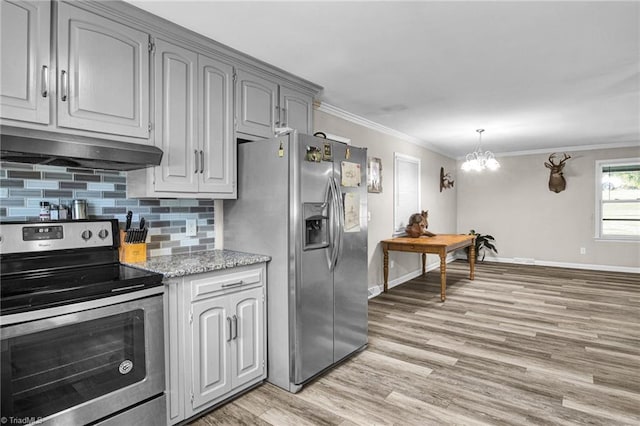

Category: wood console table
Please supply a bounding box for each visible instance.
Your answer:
[381,234,476,302]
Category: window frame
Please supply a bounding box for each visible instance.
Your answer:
[393,153,421,235]
[594,157,640,241]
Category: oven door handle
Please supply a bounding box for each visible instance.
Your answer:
[111,283,145,292]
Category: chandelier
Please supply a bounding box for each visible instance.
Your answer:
[461,129,500,171]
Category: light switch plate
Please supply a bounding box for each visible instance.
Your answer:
[186,219,197,237]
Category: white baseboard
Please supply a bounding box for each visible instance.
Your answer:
[454,253,640,274]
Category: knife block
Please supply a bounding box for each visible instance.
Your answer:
[119,230,147,263]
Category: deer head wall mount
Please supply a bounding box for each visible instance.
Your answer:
[545,153,571,193]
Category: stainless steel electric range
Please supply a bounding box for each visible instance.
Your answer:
[0,219,165,426]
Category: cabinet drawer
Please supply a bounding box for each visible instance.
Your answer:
[190,266,264,302]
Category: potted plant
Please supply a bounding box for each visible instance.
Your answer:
[466,229,498,262]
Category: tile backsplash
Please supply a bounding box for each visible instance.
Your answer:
[0,162,215,258]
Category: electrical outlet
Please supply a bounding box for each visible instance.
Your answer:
[580,247,586,255]
[390,260,395,268]
[186,219,197,237]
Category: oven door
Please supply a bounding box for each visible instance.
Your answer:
[1,294,164,426]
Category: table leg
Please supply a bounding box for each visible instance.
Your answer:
[421,253,426,276]
[469,241,476,280]
[439,251,446,302]
[383,246,389,292]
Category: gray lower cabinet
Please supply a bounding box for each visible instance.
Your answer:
[0,0,50,124]
[236,68,313,139]
[165,264,266,424]
[128,39,235,198]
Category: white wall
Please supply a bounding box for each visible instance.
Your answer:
[457,146,640,271]
[314,110,458,292]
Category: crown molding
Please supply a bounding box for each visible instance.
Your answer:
[315,102,454,159]
[315,103,638,161]
[480,140,640,160]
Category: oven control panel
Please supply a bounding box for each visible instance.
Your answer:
[0,220,117,254]
[23,225,64,241]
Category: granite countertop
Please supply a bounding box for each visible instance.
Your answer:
[124,249,271,278]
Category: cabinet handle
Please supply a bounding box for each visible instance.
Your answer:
[60,70,68,102]
[232,315,238,340]
[275,105,280,126]
[226,317,232,342]
[194,150,199,173]
[41,66,49,98]
[222,280,243,288]
[200,150,204,174]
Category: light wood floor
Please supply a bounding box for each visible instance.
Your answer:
[191,261,640,425]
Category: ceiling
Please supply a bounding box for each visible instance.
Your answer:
[126,1,640,158]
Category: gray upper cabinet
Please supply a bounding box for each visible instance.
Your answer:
[235,69,278,139]
[57,2,150,139]
[0,0,50,124]
[279,85,313,136]
[199,55,235,194]
[152,38,198,193]
[128,39,236,198]
[235,68,314,139]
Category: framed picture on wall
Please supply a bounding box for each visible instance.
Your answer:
[367,157,382,193]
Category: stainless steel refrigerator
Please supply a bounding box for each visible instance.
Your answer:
[224,132,368,393]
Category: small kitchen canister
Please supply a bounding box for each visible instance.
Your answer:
[71,199,88,220]
[39,201,50,221]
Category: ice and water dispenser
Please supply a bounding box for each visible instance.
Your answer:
[303,202,329,250]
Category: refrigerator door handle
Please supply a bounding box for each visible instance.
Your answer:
[332,177,345,268]
[325,179,336,270]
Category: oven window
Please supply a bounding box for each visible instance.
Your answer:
[1,310,146,420]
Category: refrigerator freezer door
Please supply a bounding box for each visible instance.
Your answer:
[332,142,369,362]
[293,134,335,384]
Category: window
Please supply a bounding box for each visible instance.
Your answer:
[595,158,640,240]
[393,153,421,234]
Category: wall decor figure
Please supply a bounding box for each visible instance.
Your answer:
[367,157,382,193]
[440,167,455,192]
[545,153,571,193]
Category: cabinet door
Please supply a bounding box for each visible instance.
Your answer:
[57,2,149,138]
[190,296,232,410]
[0,0,50,124]
[198,55,235,195]
[153,39,198,192]
[279,85,313,134]
[235,69,278,138]
[230,287,265,388]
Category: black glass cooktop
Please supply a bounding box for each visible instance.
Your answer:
[0,263,163,315]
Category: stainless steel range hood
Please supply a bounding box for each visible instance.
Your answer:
[0,126,163,171]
